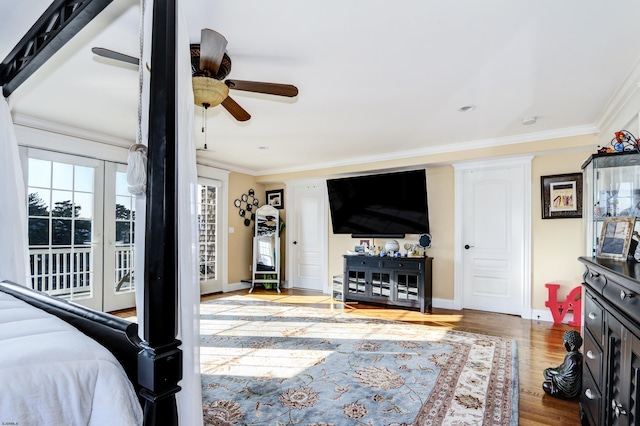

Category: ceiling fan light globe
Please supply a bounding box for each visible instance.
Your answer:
[192,76,229,107]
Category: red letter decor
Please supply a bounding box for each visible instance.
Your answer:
[545,283,582,326]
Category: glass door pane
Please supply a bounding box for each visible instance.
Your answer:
[26,149,103,311]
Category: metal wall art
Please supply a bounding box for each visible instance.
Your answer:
[234,189,259,226]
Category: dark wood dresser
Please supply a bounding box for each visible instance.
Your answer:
[579,256,640,426]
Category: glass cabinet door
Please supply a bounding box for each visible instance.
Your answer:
[584,152,640,256]
[395,272,420,302]
[346,270,367,295]
[370,271,391,298]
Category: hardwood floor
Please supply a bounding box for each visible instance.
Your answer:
[113,288,582,425]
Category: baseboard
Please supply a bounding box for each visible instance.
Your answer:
[224,281,251,292]
[530,308,581,325]
[431,301,581,325]
[432,298,458,310]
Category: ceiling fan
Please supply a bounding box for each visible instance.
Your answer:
[92,28,298,122]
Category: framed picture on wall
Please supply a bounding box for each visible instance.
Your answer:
[266,189,284,209]
[597,216,636,260]
[541,173,583,219]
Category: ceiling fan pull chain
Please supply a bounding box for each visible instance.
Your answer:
[202,103,210,150]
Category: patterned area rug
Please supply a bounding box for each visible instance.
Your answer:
[200,296,518,425]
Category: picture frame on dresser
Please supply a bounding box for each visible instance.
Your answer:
[596,216,636,260]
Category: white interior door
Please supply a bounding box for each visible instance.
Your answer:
[457,159,531,316]
[287,180,327,292]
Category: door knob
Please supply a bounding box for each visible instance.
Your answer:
[293,241,298,245]
[464,244,474,250]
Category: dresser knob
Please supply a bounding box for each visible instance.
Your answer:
[586,350,596,360]
[620,290,635,300]
[585,388,596,400]
[588,312,597,320]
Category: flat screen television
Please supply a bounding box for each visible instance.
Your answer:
[326,169,430,238]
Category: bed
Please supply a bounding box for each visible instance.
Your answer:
[0,281,143,425]
[0,1,185,425]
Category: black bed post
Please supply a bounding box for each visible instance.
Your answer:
[138,0,182,425]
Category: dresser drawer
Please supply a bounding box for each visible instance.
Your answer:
[581,367,601,426]
[583,267,607,293]
[584,293,604,342]
[583,329,602,389]
[346,257,381,268]
[602,278,640,324]
[382,259,421,270]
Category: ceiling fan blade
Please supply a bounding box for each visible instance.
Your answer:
[200,29,227,75]
[221,96,251,121]
[91,47,139,66]
[225,79,298,97]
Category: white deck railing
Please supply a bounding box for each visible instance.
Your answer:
[29,245,135,300]
[29,247,92,299]
[114,245,134,293]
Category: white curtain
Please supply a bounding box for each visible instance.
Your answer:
[175,1,203,424]
[134,0,203,424]
[0,97,30,286]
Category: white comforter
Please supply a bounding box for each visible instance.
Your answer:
[0,292,143,426]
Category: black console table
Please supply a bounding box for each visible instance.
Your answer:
[579,256,640,426]
[343,255,432,313]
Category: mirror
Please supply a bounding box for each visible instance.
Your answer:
[250,205,280,293]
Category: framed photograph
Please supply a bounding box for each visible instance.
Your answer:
[597,216,636,260]
[266,189,284,209]
[541,173,583,219]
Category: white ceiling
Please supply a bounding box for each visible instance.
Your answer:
[2,0,640,175]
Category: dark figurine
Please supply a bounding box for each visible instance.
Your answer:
[542,330,583,398]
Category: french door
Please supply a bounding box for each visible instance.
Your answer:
[26,149,105,311]
[25,149,225,309]
[102,162,136,311]
[25,149,135,311]
[197,177,222,294]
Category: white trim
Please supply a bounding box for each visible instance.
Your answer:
[453,156,533,317]
[225,281,251,292]
[431,297,458,311]
[530,308,580,325]
[12,113,133,148]
[15,125,129,164]
[256,125,596,176]
[595,56,640,143]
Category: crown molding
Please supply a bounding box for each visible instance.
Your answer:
[257,124,597,176]
[11,113,133,147]
[596,56,640,141]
